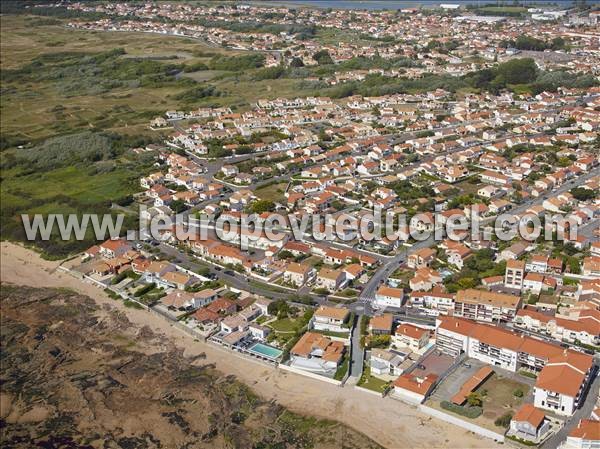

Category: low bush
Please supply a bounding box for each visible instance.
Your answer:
[495,412,513,428]
[134,283,156,297]
[440,401,483,419]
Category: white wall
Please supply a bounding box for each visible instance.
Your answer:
[534,387,575,416]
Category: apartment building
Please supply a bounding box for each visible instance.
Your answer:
[454,289,522,323]
[505,259,525,291]
[514,308,600,347]
[534,352,595,416]
[436,316,594,416]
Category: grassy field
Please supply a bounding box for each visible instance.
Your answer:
[0,14,322,145]
[475,374,530,425]
[268,317,300,333]
[476,6,527,14]
[254,182,288,203]
[0,13,321,257]
[0,15,236,143]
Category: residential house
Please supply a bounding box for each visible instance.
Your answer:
[284,262,314,287]
[409,288,455,315]
[393,373,438,404]
[369,313,394,335]
[312,306,349,333]
[99,239,132,259]
[374,286,405,309]
[316,268,346,292]
[407,247,436,269]
[409,268,443,292]
[509,404,550,443]
[290,332,345,373]
[393,323,430,352]
[370,348,406,378]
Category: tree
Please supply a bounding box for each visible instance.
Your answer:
[513,388,524,398]
[289,57,304,67]
[570,187,596,202]
[248,200,275,214]
[466,392,483,407]
[313,50,333,65]
[169,199,187,214]
[277,250,295,260]
[495,58,537,85]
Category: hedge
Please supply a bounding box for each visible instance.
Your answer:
[440,401,483,419]
[134,282,156,297]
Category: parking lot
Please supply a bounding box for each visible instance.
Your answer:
[429,358,488,402]
[410,349,455,379]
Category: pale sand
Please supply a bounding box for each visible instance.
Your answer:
[0,242,500,449]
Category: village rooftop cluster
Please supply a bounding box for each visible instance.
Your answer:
[38,2,600,448]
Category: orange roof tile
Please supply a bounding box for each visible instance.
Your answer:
[513,404,546,429]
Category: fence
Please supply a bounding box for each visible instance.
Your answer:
[278,363,343,386]
[418,404,506,442]
[354,385,385,397]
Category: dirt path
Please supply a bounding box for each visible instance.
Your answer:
[0,242,500,449]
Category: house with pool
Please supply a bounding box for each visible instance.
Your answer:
[207,301,283,363]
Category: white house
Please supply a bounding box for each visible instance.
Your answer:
[369,348,406,378]
[312,306,349,333]
[374,286,405,309]
[509,404,550,443]
[393,323,430,352]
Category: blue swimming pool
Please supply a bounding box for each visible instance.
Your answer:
[248,342,283,360]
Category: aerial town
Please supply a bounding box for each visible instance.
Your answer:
[1,1,599,448]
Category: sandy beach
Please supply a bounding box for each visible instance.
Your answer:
[0,241,500,449]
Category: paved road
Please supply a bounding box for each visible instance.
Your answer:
[347,314,364,384]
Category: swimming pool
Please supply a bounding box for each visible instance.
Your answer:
[248,342,283,360]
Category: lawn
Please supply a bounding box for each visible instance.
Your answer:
[334,351,350,381]
[358,365,390,393]
[475,374,530,423]
[254,182,288,203]
[268,317,300,333]
[338,288,359,298]
[266,317,304,347]
[312,329,350,338]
